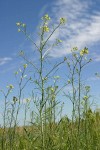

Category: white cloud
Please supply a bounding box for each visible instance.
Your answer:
[0,65,15,74]
[45,0,100,58]
[90,52,100,62]
[87,76,100,81]
[0,57,12,66]
[94,55,100,62]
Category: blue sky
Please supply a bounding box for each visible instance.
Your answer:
[0,0,100,124]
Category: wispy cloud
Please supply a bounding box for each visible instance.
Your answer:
[87,76,100,81]
[93,53,100,62]
[46,0,100,57]
[0,65,16,74]
[0,57,12,66]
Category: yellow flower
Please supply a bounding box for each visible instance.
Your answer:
[42,77,48,81]
[7,84,14,89]
[80,51,83,56]
[73,53,77,57]
[15,71,18,75]
[9,84,14,89]
[42,14,51,20]
[42,26,49,32]
[18,29,21,32]
[83,95,88,100]
[60,18,66,24]
[73,47,78,51]
[23,64,28,69]
[67,79,71,84]
[16,22,21,26]
[51,88,54,92]
[80,47,89,56]
[20,50,24,56]
[26,98,30,103]
[22,23,26,27]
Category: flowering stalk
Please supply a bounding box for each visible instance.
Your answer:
[16,14,66,150]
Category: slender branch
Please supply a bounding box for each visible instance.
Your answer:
[42,23,61,50]
[20,29,40,51]
[45,59,65,78]
[21,55,39,73]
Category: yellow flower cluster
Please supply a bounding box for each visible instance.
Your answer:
[16,22,21,26]
[73,47,78,51]
[18,29,21,32]
[67,79,71,84]
[6,84,14,89]
[83,95,89,101]
[16,22,26,32]
[16,22,26,27]
[51,88,54,92]
[42,14,51,21]
[42,26,49,32]
[60,18,66,24]
[80,47,89,56]
[26,98,30,103]
[15,71,18,75]
[22,24,26,27]
[23,64,28,69]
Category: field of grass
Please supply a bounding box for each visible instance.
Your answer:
[0,109,100,150]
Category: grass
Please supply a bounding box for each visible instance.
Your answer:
[0,110,100,150]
